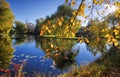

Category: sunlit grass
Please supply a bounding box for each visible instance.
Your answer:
[42,35,59,38]
[42,35,79,40]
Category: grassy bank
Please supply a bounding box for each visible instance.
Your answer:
[60,46,120,77]
[41,35,79,40]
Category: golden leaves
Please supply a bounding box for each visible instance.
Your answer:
[71,0,76,6]
[52,25,55,29]
[113,26,120,36]
[105,33,119,46]
[104,34,110,38]
[116,26,120,29]
[93,0,98,4]
[48,29,52,33]
[50,44,54,48]
[93,0,103,5]
[85,38,89,43]
[70,18,74,23]
[115,9,120,17]
[58,21,62,26]
[114,2,120,17]
[114,29,119,35]
[71,32,75,37]
[45,26,49,30]
[114,2,120,6]
[78,3,86,17]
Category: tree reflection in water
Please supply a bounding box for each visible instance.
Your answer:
[86,37,110,55]
[35,36,78,70]
[0,36,14,72]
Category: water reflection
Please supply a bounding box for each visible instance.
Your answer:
[0,36,14,70]
[13,34,26,45]
[86,37,109,55]
[0,35,103,76]
[36,37,77,70]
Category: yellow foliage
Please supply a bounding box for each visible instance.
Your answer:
[79,40,83,43]
[71,32,75,37]
[52,25,55,28]
[71,0,76,6]
[65,26,69,29]
[112,38,117,42]
[70,18,74,23]
[45,26,49,30]
[93,0,103,5]
[72,11,76,16]
[114,29,119,35]
[78,3,85,17]
[114,42,119,46]
[51,44,54,48]
[104,34,110,38]
[48,29,52,33]
[116,26,120,29]
[58,21,62,26]
[93,0,98,4]
[114,2,120,17]
[85,38,89,43]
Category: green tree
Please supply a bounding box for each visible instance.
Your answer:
[0,0,14,35]
[14,21,27,34]
[34,18,44,34]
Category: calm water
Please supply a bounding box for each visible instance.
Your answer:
[0,35,101,76]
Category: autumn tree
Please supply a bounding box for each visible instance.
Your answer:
[40,4,81,37]
[105,12,120,37]
[65,0,120,46]
[0,0,14,35]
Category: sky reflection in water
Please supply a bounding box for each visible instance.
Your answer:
[0,35,100,76]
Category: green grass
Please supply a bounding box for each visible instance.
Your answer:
[41,35,79,40]
[116,36,120,39]
[42,35,59,38]
[59,37,79,40]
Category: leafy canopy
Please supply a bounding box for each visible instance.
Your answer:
[0,0,14,35]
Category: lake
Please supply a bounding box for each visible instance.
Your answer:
[0,35,101,77]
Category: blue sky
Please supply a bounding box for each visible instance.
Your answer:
[6,0,118,26]
[6,0,64,24]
